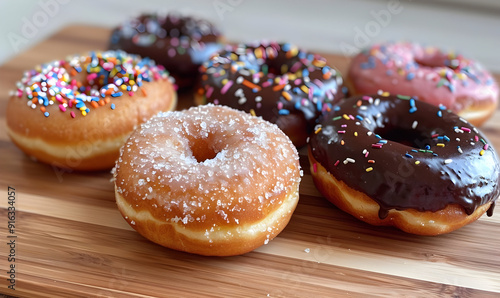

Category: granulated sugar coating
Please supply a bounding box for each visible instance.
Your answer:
[113,104,302,256]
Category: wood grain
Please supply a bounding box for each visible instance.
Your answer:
[1,25,500,297]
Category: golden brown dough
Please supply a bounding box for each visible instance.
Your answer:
[309,150,492,236]
[6,50,176,171]
[114,105,301,256]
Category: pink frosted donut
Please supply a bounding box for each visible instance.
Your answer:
[347,42,498,126]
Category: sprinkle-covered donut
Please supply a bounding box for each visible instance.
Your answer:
[308,92,500,235]
[347,42,499,126]
[6,50,177,171]
[196,41,346,147]
[109,13,223,89]
[113,104,301,256]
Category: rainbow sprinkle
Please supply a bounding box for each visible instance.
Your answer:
[13,50,172,118]
[309,93,492,179]
[110,13,222,64]
[357,42,497,94]
[198,41,345,128]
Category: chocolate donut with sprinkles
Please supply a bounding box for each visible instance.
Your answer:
[347,42,499,126]
[196,41,346,147]
[308,91,500,235]
[6,50,177,171]
[109,13,223,89]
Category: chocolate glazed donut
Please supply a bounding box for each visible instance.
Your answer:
[308,92,500,235]
[109,13,223,88]
[196,41,346,147]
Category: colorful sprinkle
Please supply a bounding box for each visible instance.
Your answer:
[343,158,355,164]
[282,91,292,101]
[396,94,411,100]
[13,50,170,118]
[201,42,345,122]
[220,80,234,94]
[242,79,261,91]
[310,90,495,201]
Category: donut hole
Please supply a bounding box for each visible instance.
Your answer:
[63,64,117,93]
[188,137,219,162]
[374,126,431,149]
[259,54,292,76]
[255,60,282,77]
[414,55,445,68]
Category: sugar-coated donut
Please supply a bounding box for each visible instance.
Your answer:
[109,13,223,89]
[113,104,301,256]
[6,50,177,171]
[196,41,346,147]
[347,42,499,126]
[308,92,500,235]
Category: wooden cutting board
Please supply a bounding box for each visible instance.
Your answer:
[1,25,500,297]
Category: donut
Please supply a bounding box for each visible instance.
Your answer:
[113,104,301,256]
[347,42,499,126]
[196,41,346,147]
[308,92,500,235]
[6,50,177,171]
[109,13,223,89]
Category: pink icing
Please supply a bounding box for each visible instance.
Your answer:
[348,42,498,113]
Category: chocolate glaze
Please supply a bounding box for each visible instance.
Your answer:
[309,94,500,217]
[198,41,346,147]
[109,13,222,88]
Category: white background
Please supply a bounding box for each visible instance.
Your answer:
[1,0,499,71]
